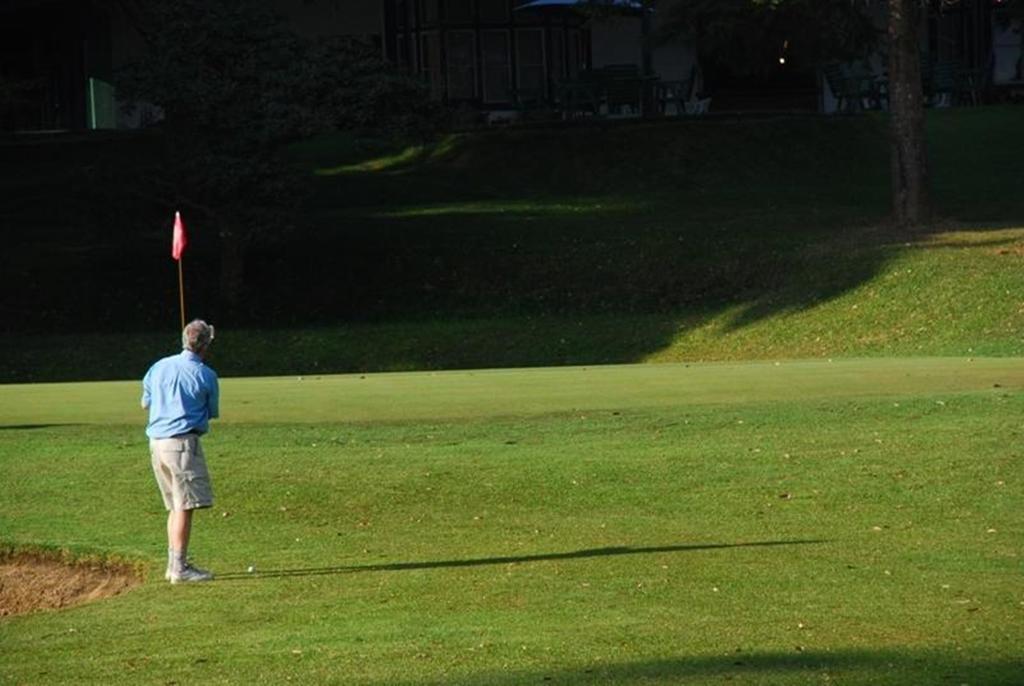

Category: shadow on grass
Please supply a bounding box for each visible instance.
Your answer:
[0,424,82,431]
[387,650,1023,686]
[214,540,824,581]
[0,211,939,382]
[5,112,1023,381]
[240,203,900,362]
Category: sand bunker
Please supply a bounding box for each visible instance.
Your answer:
[0,552,142,617]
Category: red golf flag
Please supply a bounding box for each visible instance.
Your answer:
[171,211,187,261]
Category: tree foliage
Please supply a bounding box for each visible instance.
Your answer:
[655,0,938,226]
[656,0,880,74]
[0,74,41,130]
[114,0,444,315]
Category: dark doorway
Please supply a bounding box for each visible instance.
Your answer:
[703,60,818,112]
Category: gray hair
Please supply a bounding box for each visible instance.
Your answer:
[182,319,215,353]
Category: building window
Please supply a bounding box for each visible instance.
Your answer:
[420,0,439,25]
[548,29,566,82]
[568,29,583,75]
[482,30,512,103]
[396,32,408,67]
[396,0,407,31]
[446,30,477,99]
[516,29,546,96]
[420,32,443,97]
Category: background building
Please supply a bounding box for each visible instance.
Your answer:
[1,0,1019,131]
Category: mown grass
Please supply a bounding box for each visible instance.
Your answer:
[2,224,1021,383]
[2,109,1021,684]
[1,360,1022,684]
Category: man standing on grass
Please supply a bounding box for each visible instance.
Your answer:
[142,319,219,584]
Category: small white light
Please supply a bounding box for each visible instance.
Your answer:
[779,57,786,65]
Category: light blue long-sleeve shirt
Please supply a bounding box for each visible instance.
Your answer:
[142,351,219,439]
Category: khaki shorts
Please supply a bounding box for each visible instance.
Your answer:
[150,434,214,511]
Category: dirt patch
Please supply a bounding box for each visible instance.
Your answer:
[995,243,1024,257]
[0,552,142,617]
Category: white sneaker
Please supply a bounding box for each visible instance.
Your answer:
[170,563,214,584]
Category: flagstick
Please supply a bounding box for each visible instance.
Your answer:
[177,258,186,331]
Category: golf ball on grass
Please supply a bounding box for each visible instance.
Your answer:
[247,565,255,574]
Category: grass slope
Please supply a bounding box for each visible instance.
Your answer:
[2,108,1023,382]
[1,360,1022,684]
[3,223,1022,383]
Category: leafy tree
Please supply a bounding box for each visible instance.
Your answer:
[656,0,879,77]
[114,0,443,316]
[655,0,935,226]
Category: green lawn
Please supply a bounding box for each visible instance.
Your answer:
[2,359,1022,684]
[3,224,1023,384]
[3,108,1023,383]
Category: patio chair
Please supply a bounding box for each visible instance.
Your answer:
[555,76,602,119]
[510,87,550,121]
[655,76,694,116]
[595,64,644,116]
[923,57,983,107]
[924,58,959,107]
[823,62,882,113]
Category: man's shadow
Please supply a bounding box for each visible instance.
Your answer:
[215,539,825,581]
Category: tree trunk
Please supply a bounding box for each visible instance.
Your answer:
[887,0,930,226]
